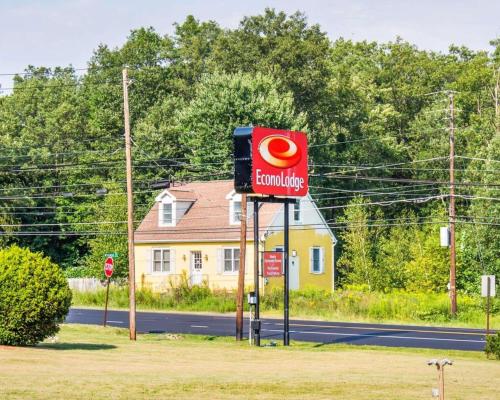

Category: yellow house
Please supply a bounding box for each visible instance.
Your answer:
[134,180,337,292]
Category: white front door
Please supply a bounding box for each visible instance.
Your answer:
[190,251,203,286]
[290,255,300,290]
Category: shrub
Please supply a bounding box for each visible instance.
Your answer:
[485,332,500,360]
[0,246,72,345]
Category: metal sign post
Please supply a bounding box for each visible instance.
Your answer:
[487,277,491,337]
[284,201,290,346]
[253,198,261,346]
[250,196,296,346]
[481,275,496,336]
[103,256,114,327]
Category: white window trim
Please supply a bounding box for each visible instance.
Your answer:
[159,199,176,227]
[229,200,242,225]
[227,191,254,226]
[151,248,172,274]
[222,247,240,275]
[310,247,324,274]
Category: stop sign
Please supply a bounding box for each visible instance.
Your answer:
[104,257,114,278]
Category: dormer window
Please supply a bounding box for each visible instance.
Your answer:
[155,188,195,228]
[232,200,242,224]
[227,190,253,225]
[162,203,172,225]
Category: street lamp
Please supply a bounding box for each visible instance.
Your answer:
[428,359,453,400]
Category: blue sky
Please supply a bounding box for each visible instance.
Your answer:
[1,0,499,90]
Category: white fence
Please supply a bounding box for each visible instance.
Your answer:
[68,278,106,292]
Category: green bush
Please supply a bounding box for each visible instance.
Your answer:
[485,332,500,359]
[0,246,72,346]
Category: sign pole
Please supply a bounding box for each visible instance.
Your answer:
[253,198,261,346]
[103,277,110,327]
[103,256,114,327]
[486,276,491,337]
[284,201,290,346]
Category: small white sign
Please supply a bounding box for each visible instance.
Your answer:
[440,227,449,247]
[481,275,496,297]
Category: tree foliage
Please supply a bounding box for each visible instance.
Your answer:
[0,246,72,345]
[0,8,498,294]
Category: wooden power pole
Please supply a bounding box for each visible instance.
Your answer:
[236,194,247,340]
[449,92,457,316]
[123,68,136,340]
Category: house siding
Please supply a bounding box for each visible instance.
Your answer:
[135,242,255,291]
[263,227,334,292]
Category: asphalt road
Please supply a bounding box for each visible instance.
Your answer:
[67,308,490,351]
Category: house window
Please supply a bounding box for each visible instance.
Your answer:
[232,201,242,224]
[293,201,301,222]
[192,251,202,270]
[223,248,240,273]
[162,203,172,225]
[310,247,324,274]
[152,249,170,273]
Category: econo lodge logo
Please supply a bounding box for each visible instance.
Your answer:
[258,135,302,168]
[250,127,308,196]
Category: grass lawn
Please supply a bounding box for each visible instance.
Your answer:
[0,324,498,400]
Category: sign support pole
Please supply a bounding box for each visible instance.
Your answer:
[284,202,290,346]
[103,277,110,327]
[486,276,491,337]
[253,198,260,346]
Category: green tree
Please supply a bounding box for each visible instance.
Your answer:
[75,191,129,279]
[337,197,378,290]
[178,71,306,172]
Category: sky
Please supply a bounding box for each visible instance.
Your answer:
[1,0,499,91]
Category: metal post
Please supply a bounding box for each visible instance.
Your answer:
[253,199,260,346]
[486,276,491,337]
[236,193,247,340]
[123,68,136,340]
[284,201,290,346]
[103,277,110,327]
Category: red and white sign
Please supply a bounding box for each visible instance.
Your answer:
[104,257,114,278]
[263,251,283,277]
[252,127,308,197]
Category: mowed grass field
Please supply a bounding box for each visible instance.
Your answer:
[0,325,498,400]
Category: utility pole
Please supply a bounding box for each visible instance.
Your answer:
[494,68,499,134]
[235,194,247,341]
[449,92,457,316]
[123,68,136,340]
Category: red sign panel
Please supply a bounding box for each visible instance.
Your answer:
[263,251,283,277]
[252,127,308,197]
[104,257,114,278]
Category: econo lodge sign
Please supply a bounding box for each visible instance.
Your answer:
[234,126,308,197]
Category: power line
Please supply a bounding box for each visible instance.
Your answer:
[312,173,500,188]
[456,156,500,163]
